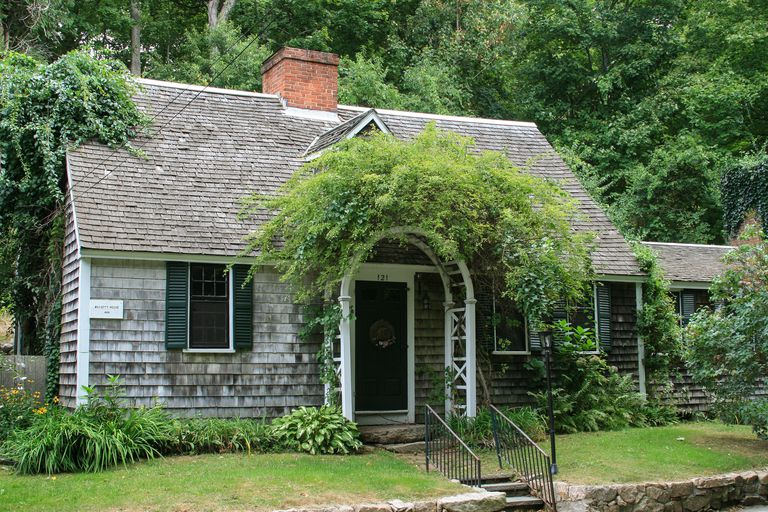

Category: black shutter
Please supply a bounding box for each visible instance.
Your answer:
[165,262,189,349]
[233,264,254,350]
[552,301,568,345]
[681,290,697,326]
[596,283,612,353]
[528,325,542,352]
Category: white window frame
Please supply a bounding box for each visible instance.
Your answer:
[184,262,235,353]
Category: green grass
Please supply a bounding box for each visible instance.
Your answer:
[479,422,768,484]
[0,450,464,512]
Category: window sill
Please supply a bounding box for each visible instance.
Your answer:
[492,350,531,356]
[183,348,236,354]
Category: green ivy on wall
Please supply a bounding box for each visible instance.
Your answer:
[722,156,768,237]
[0,51,145,399]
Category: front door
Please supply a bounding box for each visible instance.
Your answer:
[355,280,408,411]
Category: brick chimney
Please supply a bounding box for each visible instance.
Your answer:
[261,47,340,112]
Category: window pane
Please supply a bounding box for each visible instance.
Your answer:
[189,263,229,348]
[494,297,527,352]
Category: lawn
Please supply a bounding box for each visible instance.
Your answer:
[0,450,465,512]
[479,422,768,485]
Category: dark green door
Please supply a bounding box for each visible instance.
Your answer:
[355,280,408,411]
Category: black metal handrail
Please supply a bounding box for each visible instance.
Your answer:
[490,405,557,511]
[424,405,482,487]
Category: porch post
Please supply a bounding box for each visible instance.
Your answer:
[443,301,454,416]
[338,295,354,420]
[464,298,477,417]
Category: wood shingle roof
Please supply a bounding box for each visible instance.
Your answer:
[67,79,643,277]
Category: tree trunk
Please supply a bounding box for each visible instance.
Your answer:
[207,0,237,29]
[130,0,141,75]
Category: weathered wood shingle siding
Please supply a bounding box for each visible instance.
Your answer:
[605,283,639,378]
[414,273,447,423]
[59,197,79,407]
[87,259,322,418]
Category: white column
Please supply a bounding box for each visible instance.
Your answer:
[635,282,647,397]
[338,295,354,420]
[76,257,92,406]
[443,301,454,416]
[464,298,477,417]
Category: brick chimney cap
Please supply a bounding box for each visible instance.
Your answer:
[261,47,340,75]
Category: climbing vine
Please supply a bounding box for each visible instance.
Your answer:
[722,155,768,237]
[243,125,595,391]
[0,51,145,398]
[631,242,682,398]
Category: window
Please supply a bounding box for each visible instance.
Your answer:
[165,262,253,351]
[189,264,229,349]
[672,289,711,327]
[562,289,600,353]
[492,296,528,354]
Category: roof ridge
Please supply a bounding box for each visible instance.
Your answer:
[137,78,281,100]
[338,104,538,128]
[641,241,736,249]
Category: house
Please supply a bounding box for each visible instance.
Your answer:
[60,47,647,424]
[641,241,734,326]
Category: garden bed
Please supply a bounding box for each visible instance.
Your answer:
[0,450,465,512]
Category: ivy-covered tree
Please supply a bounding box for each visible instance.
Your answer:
[0,51,143,396]
[686,231,768,438]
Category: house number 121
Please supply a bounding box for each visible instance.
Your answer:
[377,274,389,281]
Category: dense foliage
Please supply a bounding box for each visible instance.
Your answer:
[448,406,546,448]
[271,405,362,455]
[1,377,363,474]
[686,231,768,439]
[722,155,768,237]
[530,323,677,434]
[6,0,765,245]
[0,51,143,379]
[631,242,683,393]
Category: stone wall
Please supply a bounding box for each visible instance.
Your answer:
[275,490,507,512]
[555,470,768,512]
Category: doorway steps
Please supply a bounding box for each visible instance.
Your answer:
[480,475,544,511]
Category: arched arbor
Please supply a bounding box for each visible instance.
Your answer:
[332,227,477,421]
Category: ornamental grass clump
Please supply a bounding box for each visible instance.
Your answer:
[272,406,363,455]
[169,417,277,455]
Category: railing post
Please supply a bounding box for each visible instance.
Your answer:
[425,406,430,473]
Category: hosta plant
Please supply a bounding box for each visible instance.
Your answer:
[272,406,362,455]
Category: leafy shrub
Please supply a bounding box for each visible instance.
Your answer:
[272,406,362,455]
[0,383,44,440]
[531,323,677,434]
[448,406,546,449]
[740,399,768,440]
[169,418,276,455]
[2,405,174,474]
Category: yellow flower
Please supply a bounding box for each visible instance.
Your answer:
[11,389,18,395]
[53,396,60,404]
[34,407,48,415]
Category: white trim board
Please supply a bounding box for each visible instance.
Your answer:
[75,257,92,406]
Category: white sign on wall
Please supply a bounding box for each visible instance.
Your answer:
[90,300,124,319]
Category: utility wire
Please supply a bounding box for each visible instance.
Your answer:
[77,17,275,196]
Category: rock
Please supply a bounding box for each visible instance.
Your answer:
[664,502,683,512]
[695,475,735,489]
[437,492,506,512]
[355,503,393,512]
[743,495,768,506]
[337,507,355,512]
[669,482,695,498]
[587,485,618,503]
[618,485,640,504]
[646,485,671,503]
[682,494,710,512]
[554,501,588,512]
[412,501,436,512]
[388,500,413,512]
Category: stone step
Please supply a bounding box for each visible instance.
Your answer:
[359,424,423,445]
[380,441,426,454]
[479,472,518,484]
[504,495,544,511]
[482,481,530,496]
